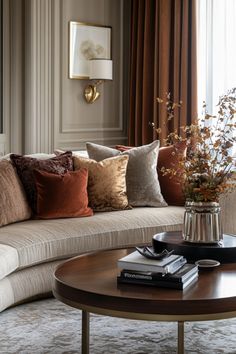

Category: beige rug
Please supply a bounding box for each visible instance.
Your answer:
[0,298,236,353]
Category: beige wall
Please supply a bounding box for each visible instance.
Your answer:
[54,0,128,151]
[1,0,130,154]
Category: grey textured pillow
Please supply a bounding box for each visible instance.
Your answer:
[86,141,167,207]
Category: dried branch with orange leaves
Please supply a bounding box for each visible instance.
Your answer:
[153,89,236,202]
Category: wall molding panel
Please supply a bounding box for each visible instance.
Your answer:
[0,0,11,155]
[24,0,54,153]
[56,136,128,152]
[3,0,129,154]
[53,0,128,150]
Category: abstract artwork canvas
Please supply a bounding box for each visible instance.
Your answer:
[69,21,111,79]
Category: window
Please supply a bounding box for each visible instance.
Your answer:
[197,0,236,156]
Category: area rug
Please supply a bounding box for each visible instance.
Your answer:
[0,298,236,354]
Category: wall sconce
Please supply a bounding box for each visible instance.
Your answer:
[84,59,113,104]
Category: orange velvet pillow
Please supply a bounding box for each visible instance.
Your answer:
[115,145,133,152]
[157,142,186,206]
[33,168,93,219]
[116,142,187,206]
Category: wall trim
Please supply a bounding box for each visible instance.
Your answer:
[61,127,123,133]
[24,0,54,153]
[0,0,10,154]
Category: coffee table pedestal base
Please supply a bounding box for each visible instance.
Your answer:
[178,321,184,354]
[81,310,185,354]
[82,310,89,354]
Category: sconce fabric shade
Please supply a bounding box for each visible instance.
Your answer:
[84,59,113,103]
[89,59,113,80]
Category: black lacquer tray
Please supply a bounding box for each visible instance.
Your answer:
[152,231,236,263]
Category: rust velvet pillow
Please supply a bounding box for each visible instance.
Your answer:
[10,151,73,213]
[33,168,93,219]
[116,142,187,206]
[157,142,187,206]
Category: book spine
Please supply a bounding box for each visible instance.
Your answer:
[121,268,198,283]
[118,257,184,274]
[117,260,166,273]
[121,271,164,282]
[117,277,185,290]
[165,258,187,274]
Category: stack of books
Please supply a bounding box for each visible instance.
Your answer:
[117,250,198,290]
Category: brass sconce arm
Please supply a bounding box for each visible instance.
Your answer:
[83,59,112,104]
[84,80,103,104]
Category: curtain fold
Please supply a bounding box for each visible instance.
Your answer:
[128,0,197,146]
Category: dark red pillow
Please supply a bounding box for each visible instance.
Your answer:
[115,145,133,152]
[116,143,187,206]
[33,168,93,219]
[157,142,186,206]
[10,151,73,213]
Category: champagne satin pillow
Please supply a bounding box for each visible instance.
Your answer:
[73,155,130,211]
[86,141,167,207]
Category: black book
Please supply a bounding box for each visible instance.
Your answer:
[120,263,198,283]
[117,271,198,290]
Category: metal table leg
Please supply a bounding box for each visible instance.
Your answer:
[178,321,184,354]
[82,310,90,354]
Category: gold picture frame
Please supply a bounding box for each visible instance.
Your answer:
[69,21,112,79]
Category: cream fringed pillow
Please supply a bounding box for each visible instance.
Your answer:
[0,160,31,227]
[73,155,130,211]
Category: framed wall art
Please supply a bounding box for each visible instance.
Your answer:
[69,21,112,79]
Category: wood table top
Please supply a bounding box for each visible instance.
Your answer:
[53,248,236,321]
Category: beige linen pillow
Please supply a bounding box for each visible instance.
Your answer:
[73,155,130,211]
[86,141,167,207]
[0,160,31,227]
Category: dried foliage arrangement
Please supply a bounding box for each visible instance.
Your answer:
[153,88,236,202]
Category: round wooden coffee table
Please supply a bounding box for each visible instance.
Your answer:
[53,248,236,354]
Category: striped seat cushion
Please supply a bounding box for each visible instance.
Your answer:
[0,207,184,279]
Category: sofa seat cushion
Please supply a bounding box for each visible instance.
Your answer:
[0,259,62,312]
[0,207,184,279]
[0,245,19,280]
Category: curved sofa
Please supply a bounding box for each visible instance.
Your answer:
[0,162,235,313]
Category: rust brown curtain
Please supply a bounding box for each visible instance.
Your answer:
[128,0,197,146]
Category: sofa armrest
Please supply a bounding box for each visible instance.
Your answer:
[220,187,236,235]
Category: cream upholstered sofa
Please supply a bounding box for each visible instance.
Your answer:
[0,153,235,313]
